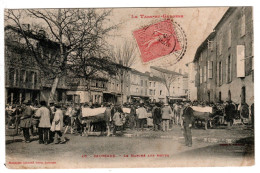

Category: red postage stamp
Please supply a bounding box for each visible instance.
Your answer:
[133,20,181,63]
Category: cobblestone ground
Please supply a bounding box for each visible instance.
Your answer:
[5,124,254,168]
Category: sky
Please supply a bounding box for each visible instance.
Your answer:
[107,7,228,73]
[4,7,228,73]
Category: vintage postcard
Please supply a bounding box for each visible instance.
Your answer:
[3,7,254,168]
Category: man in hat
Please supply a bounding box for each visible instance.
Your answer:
[152,102,162,131]
[136,103,147,131]
[20,101,33,143]
[129,104,137,130]
[104,103,112,136]
[224,99,236,129]
[182,102,193,147]
[35,101,51,144]
[112,106,124,135]
[161,102,173,132]
[50,103,66,144]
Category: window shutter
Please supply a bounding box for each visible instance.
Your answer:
[252,42,254,70]
[226,58,228,83]
[228,23,232,48]
[241,14,246,37]
[217,62,219,86]
[230,56,232,82]
[204,65,207,82]
[236,45,245,77]
[208,61,213,79]
[200,67,203,83]
[220,62,223,85]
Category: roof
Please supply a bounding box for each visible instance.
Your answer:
[150,66,183,76]
[193,7,237,63]
[131,69,150,77]
[149,75,163,82]
[192,31,216,63]
[5,25,63,48]
[214,7,237,31]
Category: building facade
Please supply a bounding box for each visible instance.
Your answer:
[150,66,187,103]
[129,69,150,103]
[193,7,254,105]
[148,75,167,102]
[5,25,68,105]
[186,62,198,101]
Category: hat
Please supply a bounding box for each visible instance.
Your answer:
[55,103,62,108]
[24,100,31,105]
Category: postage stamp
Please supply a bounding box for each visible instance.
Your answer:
[133,19,187,64]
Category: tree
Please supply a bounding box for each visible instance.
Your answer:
[109,41,137,67]
[5,9,117,104]
[151,66,182,102]
[108,41,137,104]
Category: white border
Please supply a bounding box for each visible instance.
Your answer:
[0,0,259,173]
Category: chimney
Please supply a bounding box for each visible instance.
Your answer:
[38,29,46,38]
[21,24,30,32]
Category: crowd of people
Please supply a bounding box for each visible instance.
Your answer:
[5,98,254,147]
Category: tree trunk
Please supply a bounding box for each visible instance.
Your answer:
[166,86,170,104]
[48,77,59,105]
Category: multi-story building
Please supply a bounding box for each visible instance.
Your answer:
[66,65,131,105]
[5,25,68,104]
[193,7,254,105]
[148,75,167,102]
[66,77,107,104]
[186,62,198,101]
[129,69,150,103]
[170,71,188,100]
[150,66,187,103]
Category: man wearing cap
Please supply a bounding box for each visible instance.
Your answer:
[182,102,193,147]
[20,101,33,143]
[35,101,51,145]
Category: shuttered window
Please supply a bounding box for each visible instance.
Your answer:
[218,61,223,86]
[228,23,232,48]
[208,61,213,79]
[200,67,202,84]
[204,65,207,82]
[237,45,245,77]
[218,37,222,55]
[241,14,246,37]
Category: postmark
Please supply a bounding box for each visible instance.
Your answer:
[133,19,187,64]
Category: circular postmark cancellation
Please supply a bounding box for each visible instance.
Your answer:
[133,19,187,65]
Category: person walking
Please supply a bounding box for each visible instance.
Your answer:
[112,107,124,135]
[161,103,172,132]
[104,103,112,136]
[251,103,254,127]
[129,104,137,130]
[152,102,162,131]
[34,101,51,145]
[182,102,193,147]
[20,101,33,143]
[50,104,66,144]
[136,103,147,131]
[224,100,236,129]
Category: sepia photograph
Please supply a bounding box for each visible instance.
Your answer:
[2,5,254,169]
